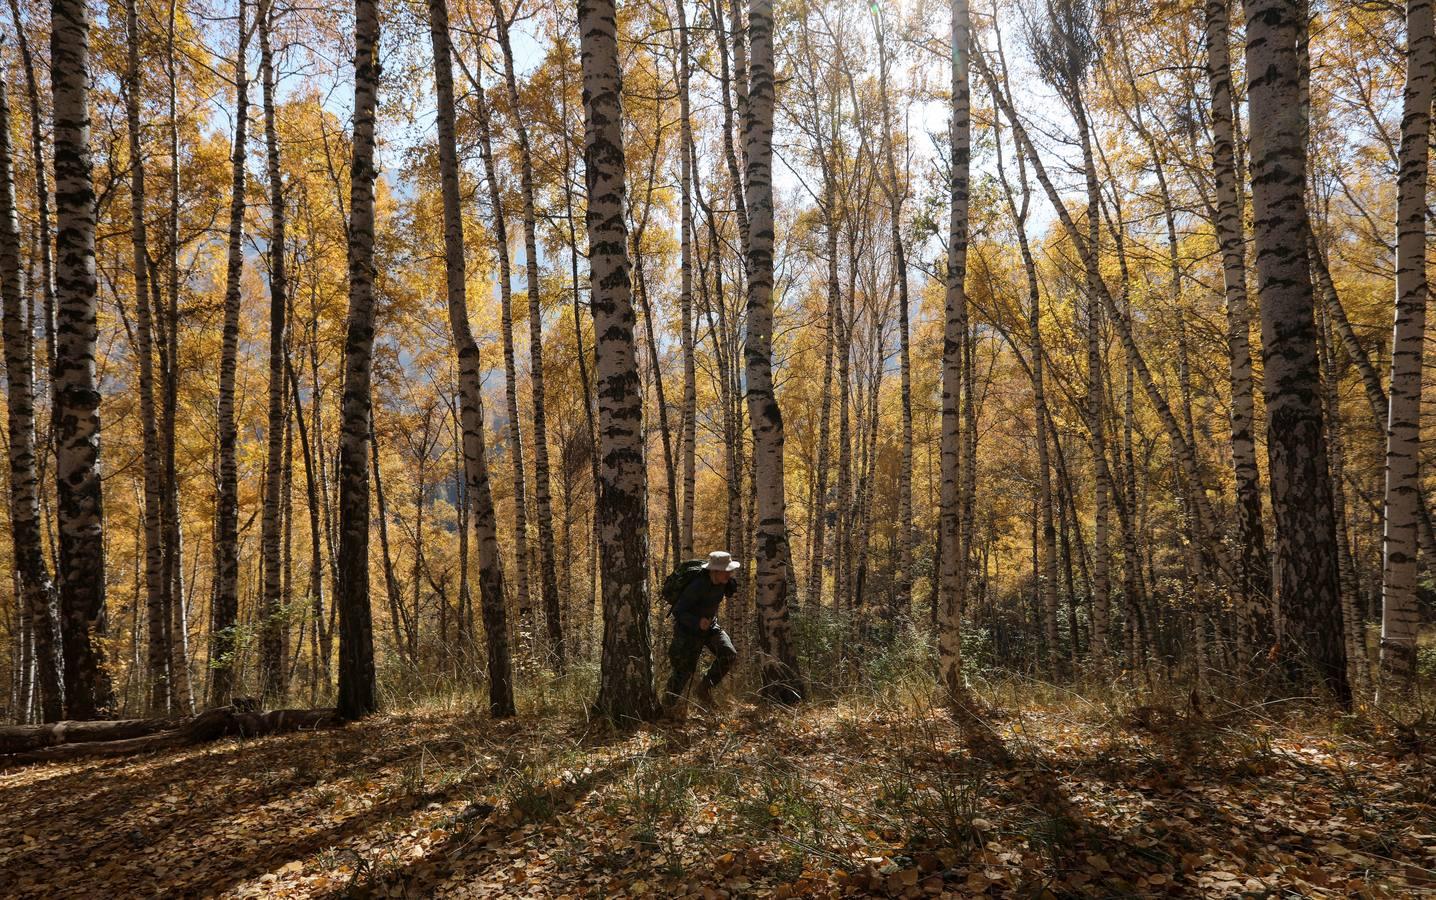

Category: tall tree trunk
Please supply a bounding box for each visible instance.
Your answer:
[211,3,250,708]
[806,172,838,611]
[0,71,63,722]
[163,0,192,713]
[742,0,802,702]
[1206,0,1274,663]
[583,0,657,722]
[52,0,115,719]
[1379,0,1434,687]
[492,2,562,673]
[835,232,855,611]
[939,0,975,712]
[676,0,698,560]
[873,15,914,621]
[254,0,290,703]
[1073,105,1114,664]
[558,43,602,662]
[123,0,170,714]
[1242,0,1349,704]
[336,0,381,720]
[257,0,289,702]
[463,51,532,656]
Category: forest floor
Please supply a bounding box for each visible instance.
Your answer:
[1,679,1433,898]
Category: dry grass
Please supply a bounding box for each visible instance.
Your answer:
[1,676,1432,897]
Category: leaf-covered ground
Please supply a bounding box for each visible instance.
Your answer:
[2,689,1433,897]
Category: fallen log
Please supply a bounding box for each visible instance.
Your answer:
[1,708,339,765]
[0,716,182,755]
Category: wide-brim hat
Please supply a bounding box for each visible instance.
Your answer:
[705,551,742,572]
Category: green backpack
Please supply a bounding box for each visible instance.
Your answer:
[662,559,709,611]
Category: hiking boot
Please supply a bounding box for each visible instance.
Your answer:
[692,681,714,709]
[659,696,687,722]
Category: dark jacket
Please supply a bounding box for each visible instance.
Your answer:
[672,573,737,631]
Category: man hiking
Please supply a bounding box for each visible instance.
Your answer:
[662,551,741,715]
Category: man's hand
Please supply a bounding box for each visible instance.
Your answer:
[699,617,712,631]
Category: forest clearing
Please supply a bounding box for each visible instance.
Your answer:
[3,678,1433,898]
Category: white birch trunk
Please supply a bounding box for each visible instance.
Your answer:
[582,0,657,721]
[335,0,381,719]
[211,3,249,707]
[258,0,289,703]
[427,0,515,718]
[0,71,63,722]
[52,0,115,718]
[1242,0,1350,703]
[742,0,802,702]
[1379,0,1434,686]
[492,2,563,672]
[939,0,975,712]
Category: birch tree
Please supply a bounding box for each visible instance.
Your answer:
[335,0,381,720]
[1242,0,1349,704]
[938,0,975,711]
[492,0,564,672]
[53,0,115,719]
[1378,0,1434,686]
[426,0,516,716]
[211,1,249,707]
[258,0,289,702]
[122,0,170,712]
[1205,0,1273,661]
[743,0,803,702]
[0,71,62,722]
[583,0,657,722]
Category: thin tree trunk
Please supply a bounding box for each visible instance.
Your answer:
[1206,0,1274,663]
[634,245,682,569]
[1320,308,1372,697]
[257,0,289,702]
[993,91,1061,675]
[123,0,170,715]
[461,48,532,657]
[335,0,381,720]
[0,71,62,722]
[492,2,562,673]
[583,0,657,722]
[163,0,192,714]
[806,173,838,611]
[288,357,327,691]
[835,234,854,612]
[370,419,407,666]
[871,13,915,622]
[557,45,601,663]
[676,0,698,560]
[211,3,250,707]
[939,0,975,713]
[1378,0,1434,686]
[6,0,53,374]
